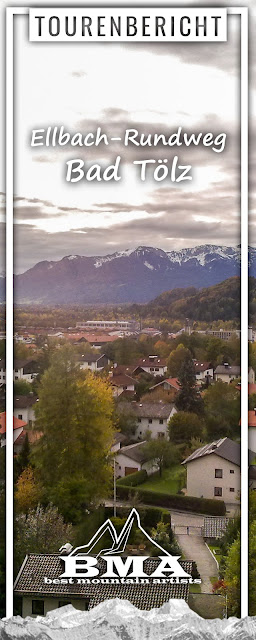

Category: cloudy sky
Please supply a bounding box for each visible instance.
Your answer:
[1,1,255,272]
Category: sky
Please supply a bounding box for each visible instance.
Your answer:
[1,1,256,272]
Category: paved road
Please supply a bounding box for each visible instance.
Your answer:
[175,533,217,594]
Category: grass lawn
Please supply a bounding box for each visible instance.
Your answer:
[208,544,222,564]
[140,466,185,494]
[189,583,201,593]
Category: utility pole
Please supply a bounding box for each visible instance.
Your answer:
[113,457,116,518]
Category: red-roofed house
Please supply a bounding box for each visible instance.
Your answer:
[0,412,27,451]
[150,378,181,394]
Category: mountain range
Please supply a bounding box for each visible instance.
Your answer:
[12,244,252,304]
[1,598,255,639]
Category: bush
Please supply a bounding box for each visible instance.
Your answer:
[116,469,148,487]
[142,507,170,530]
[116,485,226,515]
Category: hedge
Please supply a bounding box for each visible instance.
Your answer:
[104,505,170,529]
[116,469,148,487]
[116,485,226,516]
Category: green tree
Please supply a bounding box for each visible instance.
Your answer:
[15,504,74,573]
[176,358,203,414]
[167,344,192,377]
[114,405,137,438]
[203,381,240,439]
[143,439,177,477]
[31,344,116,522]
[224,533,240,616]
[168,411,205,445]
[13,380,32,396]
[16,432,31,474]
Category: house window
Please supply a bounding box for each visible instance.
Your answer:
[123,386,127,390]
[214,487,222,497]
[159,419,163,425]
[230,488,235,492]
[158,432,165,438]
[215,469,223,478]
[18,414,23,420]
[15,376,18,380]
[148,419,152,424]
[138,418,141,423]
[230,469,235,474]
[155,367,159,372]
[150,367,154,372]
[58,601,71,608]
[32,600,44,615]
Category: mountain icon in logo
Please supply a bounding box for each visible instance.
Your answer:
[69,509,171,559]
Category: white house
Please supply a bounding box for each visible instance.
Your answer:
[109,373,136,397]
[182,438,251,506]
[193,361,213,385]
[14,359,39,383]
[76,353,110,372]
[115,441,157,478]
[13,394,38,427]
[214,364,255,384]
[118,401,177,440]
[133,356,167,378]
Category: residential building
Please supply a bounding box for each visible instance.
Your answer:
[13,394,38,427]
[214,364,254,384]
[150,378,181,394]
[115,441,157,477]
[14,359,39,383]
[109,373,136,397]
[182,437,254,506]
[119,401,176,440]
[76,353,110,372]
[0,412,27,452]
[133,356,167,377]
[193,361,213,385]
[14,554,192,617]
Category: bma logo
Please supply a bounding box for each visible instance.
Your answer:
[59,508,191,580]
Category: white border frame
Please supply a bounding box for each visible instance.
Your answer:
[5,5,248,619]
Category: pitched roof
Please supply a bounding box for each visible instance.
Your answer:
[135,357,167,368]
[76,353,107,364]
[116,441,150,463]
[214,365,240,376]
[150,378,181,391]
[14,554,192,609]
[0,412,27,434]
[14,394,38,409]
[14,359,38,370]
[193,361,212,373]
[182,437,242,467]
[127,401,174,419]
[110,374,136,387]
